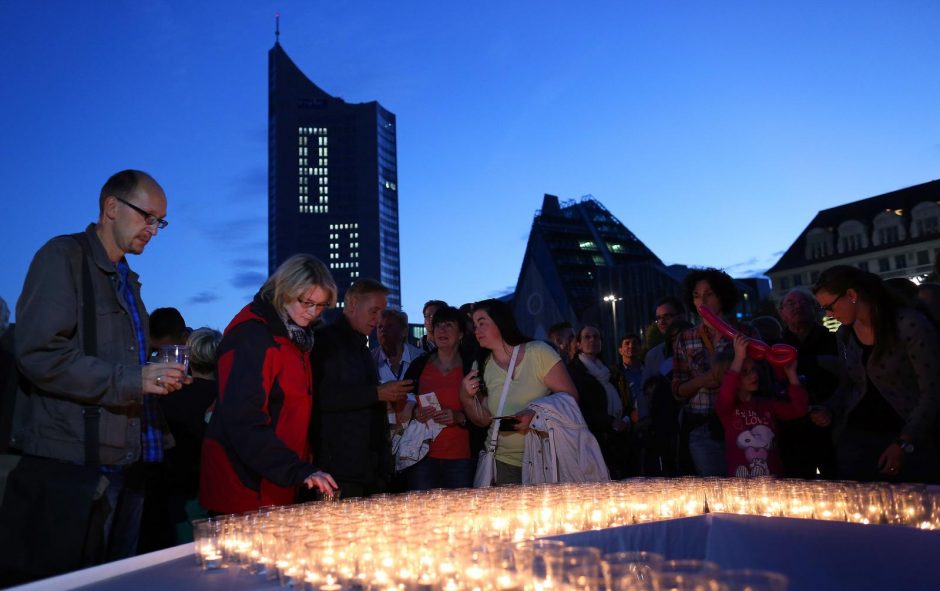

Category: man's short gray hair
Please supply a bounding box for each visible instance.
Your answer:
[380,308,408,329]
[779,286,816,309]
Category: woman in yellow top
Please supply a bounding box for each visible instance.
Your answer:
[460,299,578,484]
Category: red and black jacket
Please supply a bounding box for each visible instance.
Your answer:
[200,294,319,514]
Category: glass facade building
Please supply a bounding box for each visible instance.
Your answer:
[512,194,682,351]
[268,42,401,306]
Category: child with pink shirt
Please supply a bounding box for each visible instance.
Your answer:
[716,334,809,477]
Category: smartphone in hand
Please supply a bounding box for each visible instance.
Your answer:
[498,417,520,431]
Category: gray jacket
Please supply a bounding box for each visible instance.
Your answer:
[828,308,940,444]
[12,224,154,465]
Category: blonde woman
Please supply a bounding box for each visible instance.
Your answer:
[200,254,338,514]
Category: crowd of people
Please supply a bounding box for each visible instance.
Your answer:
[1,169,939,583]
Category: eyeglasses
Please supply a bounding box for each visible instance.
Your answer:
[818,293,844,314]
[655,313,678,323]
[297,297,330,312]
[116,197,168,229]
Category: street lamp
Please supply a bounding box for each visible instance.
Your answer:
[603,294,622,336]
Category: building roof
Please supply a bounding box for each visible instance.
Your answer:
[518,194,663,315]
[270,42,336,103]
[767,179,940,273]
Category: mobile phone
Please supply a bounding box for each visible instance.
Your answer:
[498,417,519,432]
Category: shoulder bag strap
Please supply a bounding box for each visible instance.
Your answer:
[71,234,102,467]
[72,234,98,356]
[486,345,520,450]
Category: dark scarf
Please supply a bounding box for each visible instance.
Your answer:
[282,315,315,352]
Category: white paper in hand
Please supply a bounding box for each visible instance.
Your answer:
[418,391,442,411]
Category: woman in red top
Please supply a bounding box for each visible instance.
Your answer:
[403,306,473,489]
[716,334,809,478]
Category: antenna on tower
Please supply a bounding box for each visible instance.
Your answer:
[275,13,280,43]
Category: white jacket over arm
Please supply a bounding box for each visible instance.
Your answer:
[523,393,609,484]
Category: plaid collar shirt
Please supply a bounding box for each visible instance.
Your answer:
[672,322,757,415]
[117,261,165,463]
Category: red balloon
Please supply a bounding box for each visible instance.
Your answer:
[768,343,797,366]
[748,340,770,360]
[697,305,737,341]
[697,305,798,368]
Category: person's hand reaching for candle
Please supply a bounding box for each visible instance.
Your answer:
[304,470,339,497]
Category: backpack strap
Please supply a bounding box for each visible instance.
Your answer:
[70,234,101,467]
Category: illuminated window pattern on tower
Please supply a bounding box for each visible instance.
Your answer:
[297,127,329,214]
[328,223,360,279]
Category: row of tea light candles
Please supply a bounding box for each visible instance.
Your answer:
[193,478,940,589]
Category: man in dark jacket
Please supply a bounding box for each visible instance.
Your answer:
[6,170,187,572]
[310,279,410,497]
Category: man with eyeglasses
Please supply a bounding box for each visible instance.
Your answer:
[371,309,423,428]
[641,296,685,387]
[8,170,187,577]
[777,287,839,479]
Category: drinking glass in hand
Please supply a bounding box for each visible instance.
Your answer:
[158,344,190,373]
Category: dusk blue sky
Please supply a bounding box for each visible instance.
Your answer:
[2,1,939,331]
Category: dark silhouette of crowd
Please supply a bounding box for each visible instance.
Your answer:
[1,169,939,584]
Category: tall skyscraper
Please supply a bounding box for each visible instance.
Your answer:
[268,41,401,306]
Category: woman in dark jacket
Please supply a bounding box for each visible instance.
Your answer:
[200,254,338,514]
[811,265,940,483]
[568,325,632,478]
[159,327,221,540]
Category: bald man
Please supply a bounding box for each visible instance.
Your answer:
[9,170,188,572]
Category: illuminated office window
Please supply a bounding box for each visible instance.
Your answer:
[298,126,329,213]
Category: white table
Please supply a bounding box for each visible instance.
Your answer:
[11,514,940,591]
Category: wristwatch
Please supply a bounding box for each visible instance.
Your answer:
[894,438,915,453]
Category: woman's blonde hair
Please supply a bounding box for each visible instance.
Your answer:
[260,254,337,312]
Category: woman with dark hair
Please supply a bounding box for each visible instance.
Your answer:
[811,265,940,482]
[459,299,578,484]
[401,306,475,490]
[672,268,756,476]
